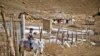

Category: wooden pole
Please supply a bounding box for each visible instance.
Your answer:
[56,23,62,43]
[22,14,26,39]
[87,27,91,45]
[47,28,51,43]
[38,23,41,34]
[0,5,10,56]
[40,29,42,41]
[67,30,69,42]
[71,32,74,44]
[19,14,23,56]
[9,14,15,56]
[62,31,65,45]
[81,30,84,44]
[12,14,20,56]
[86,27,89,41]
[75,31,78,43]
[13,22,17,56]
[56,28,60,43]
[19,12,26,56]
[21,13,26,56]
[49,31,51,43]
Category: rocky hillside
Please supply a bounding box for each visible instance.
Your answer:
[0,0,100,15]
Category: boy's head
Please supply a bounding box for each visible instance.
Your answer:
[29,28,33,33]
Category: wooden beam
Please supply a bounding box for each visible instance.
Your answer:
[0,19,21,22]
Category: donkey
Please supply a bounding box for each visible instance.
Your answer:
[19,38,45,56]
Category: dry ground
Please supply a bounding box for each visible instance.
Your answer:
[44,43,100,56]
[24,43,100,56]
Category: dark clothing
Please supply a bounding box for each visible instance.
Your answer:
[28,34,33,40]
[28,33,33,49]
[28,39,33,49]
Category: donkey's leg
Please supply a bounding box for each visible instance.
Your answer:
[40,52,43,56]
[35,50,39,56]
[24,50,26,56]
[33,50,37,56]
[33,51,36,56]
[19,46,24,56]
[40,48,44,56]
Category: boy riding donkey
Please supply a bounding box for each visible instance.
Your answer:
[27,28,36,49]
